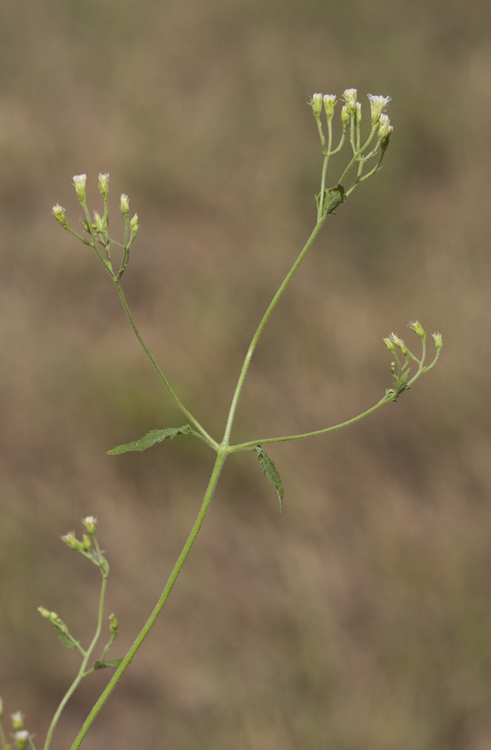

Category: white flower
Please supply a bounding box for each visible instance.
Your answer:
[367,94,391,123]
[343,88,357,112]
[72,174,87,202]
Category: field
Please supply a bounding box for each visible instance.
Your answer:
[1,0,491,747]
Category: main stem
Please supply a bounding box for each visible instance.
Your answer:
[69,449,228,750]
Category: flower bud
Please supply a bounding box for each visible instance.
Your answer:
[109,613,119,636]
[98,173,109,198]
[83,516,97,536]
[383,337,395,352]
[11,712,24,731]
[343,88,357,113]
[432,332,443,351]
[310,93,323,118]
[378,114,393,149]
[341,105,350,127]
[82,534,92,551]
[130,213,139,234]
[355,102,362,126]
[408,320,426,340]
[367,94,391,124]
[93,212,105,234]
[390,333,408,356]
[61,532,81,550]
[52,204,69,229]
[14,730,30,750]
[322,95,336,121]
[73,174,87,203]
[120,194,130,215]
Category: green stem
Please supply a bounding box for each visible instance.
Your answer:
[113,280,218,450]
[44,574,108,750]
[228,393,393,451]
[222,216,328,446]
[69,449,228,750]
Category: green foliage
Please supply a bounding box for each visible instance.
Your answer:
[107,425,192,455]
[254,446,285,512]
[93,659,125,671]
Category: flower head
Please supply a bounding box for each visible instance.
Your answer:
[98,173,109,198]
[343,88,357,113]
[52,204,69,229]
[11,712,24,730]
[310,93,323,118]
[322,94,336,121]
[72,174,87,202]
[83,516,97,536]
[367,94,391,124]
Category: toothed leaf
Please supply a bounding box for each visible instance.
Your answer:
[254,446,285,512]
[107,425,192,455]
[324,183,346,215]
[57,631,79,650]
[94,658,125,670]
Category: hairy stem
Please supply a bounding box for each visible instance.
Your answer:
[44,575,108,750]
[69,449,228,750]
[222,216,328,446]
[113,280,218,450]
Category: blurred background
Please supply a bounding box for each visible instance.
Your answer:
[0,0,490,748]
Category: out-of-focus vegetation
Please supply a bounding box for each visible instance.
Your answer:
[1,0,491,747]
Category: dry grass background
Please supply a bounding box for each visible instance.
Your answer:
[1,0,491,748]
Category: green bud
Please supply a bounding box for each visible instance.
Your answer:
[390,333,408,356]
[109,613,119,636]
[129,213,139,234]
[37,606,50,619]
[98,173,109,198]
[355,102,362,126]
[322,94,336,121]
[310,93,323,118]
[343,88,357,113]
[408,320,426,340]
[82,534,92,551]
[120,194,130,215]
[52,204,69,230]
[378,114,393,150]
[14,730,29,750]
[93,212,105,234]
[73,174,87,203]
[383,337,395,352]
[61,532,81,550]
[82,516,97,536]
[11,713,24,731]
[367,94,391,125]
[432,332,443,351]
[341,105,350,128]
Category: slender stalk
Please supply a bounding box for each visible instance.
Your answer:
[69,449,228,750]
[222,216,328,446]
[228,394,393,451]
[113,280,218,450]
[44,575,108,750]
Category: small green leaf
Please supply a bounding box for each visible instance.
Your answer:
[94,658,125,670]
[324,183,346,215]
[57,631,79,650]
[254,446,285,512]
[107,425,192,455]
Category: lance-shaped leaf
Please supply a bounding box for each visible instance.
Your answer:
[94,658,125,670]
[107,425,192,455]
[254,446,285,512]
